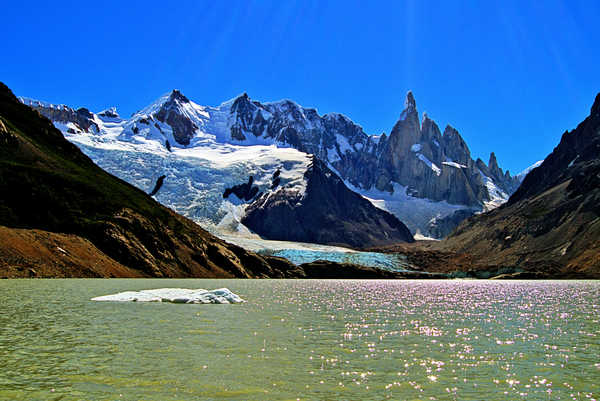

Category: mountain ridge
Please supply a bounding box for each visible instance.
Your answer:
[0,82,306,278]
[437,92,600,276]
[21,88,521,238]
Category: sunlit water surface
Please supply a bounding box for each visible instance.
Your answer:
[0,279,598,400]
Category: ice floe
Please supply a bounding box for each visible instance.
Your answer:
[91,288,244,304]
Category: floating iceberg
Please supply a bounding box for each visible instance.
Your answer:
[91,288,244,304]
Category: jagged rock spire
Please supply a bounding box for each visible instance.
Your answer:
[405,91,416,110]
[488,152,498,169]
[154,89,197,146]
[488,152,503,178]
[168,89,190,103]
[399,91,418,122]
[442,125,471,165]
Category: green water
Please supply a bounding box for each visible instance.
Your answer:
[0,279,598,400]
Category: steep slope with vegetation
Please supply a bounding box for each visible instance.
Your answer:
[439,93,600,277]
[0,82,302,278]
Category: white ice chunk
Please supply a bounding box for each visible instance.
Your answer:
[91,288,245,304]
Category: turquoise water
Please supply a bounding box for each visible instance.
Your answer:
[261,249,412,272]
[1,279,599,400]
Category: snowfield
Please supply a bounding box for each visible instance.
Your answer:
[69,132,310,231]
[22,90,516,240]
[343,181,469,236]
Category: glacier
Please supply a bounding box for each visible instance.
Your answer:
[216,233,413,272]
[20,90,519,240]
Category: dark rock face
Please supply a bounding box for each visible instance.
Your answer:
[374,98,519,206]
[155,90,198,146]
[21,99,99,134]
[0,118,18,147]
[98,108,119,119]
[228,92,520,211]
[271,169,281,189]
[441,125,472,166]
[223,176,259,201]
[226,94,382,189]
[428,209,476,239]
[442,93,600,276]
[511,93,600,204]
[149,175,166,197]
[242,158,414,248]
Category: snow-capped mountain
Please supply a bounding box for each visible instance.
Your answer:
[20,89,520,239]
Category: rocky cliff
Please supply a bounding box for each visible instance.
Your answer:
[440,93,600,276]
[20,97,99,134]
[242,158,414,248]
[227,91,519,209]
[373,93,519,207]
[21,89,520,238]
[225,91,520,236]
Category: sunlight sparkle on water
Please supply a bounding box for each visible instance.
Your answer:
[0,279,598,400]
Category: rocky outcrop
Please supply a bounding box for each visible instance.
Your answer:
[223,176,259,201]
[225,93,382,188]
[225,91,519,235]
[440,93,600,277]
[374,94,520,206]
[0,118,7,135]
[227,91,519,209]
[242,158,414,248]
[98,107,120,119]
[428,209,476,239]
[155,90,198,146]
[149,175,166,197]
[20,98,99,133]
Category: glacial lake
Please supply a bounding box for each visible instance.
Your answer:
[1,279,598,400]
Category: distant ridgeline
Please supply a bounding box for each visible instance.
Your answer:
[21,89,523,240]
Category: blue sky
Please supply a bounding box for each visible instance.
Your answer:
[2,0,599,173]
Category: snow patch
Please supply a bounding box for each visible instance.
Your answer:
[516,160,543,182]
[479,169,509,210]
[344,181,471,237]
[19,97,71,110]
[417,153,441,176]
[413,232,440,241]
[442,161,466,169]
[335,133,353,153]
[66,129,311,228]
